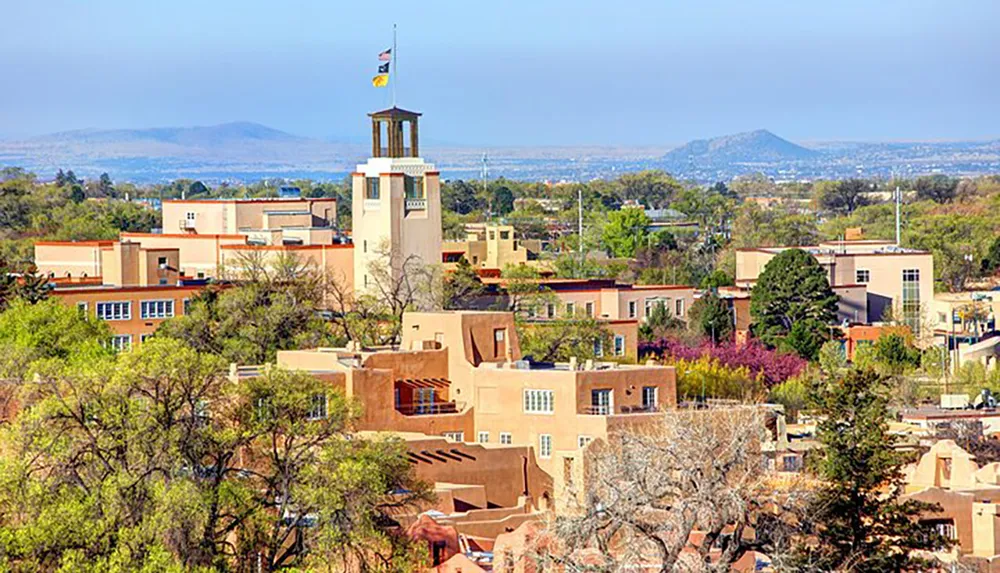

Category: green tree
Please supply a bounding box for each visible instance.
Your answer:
[638,302,684,342]
[0,339,430,571]
[69,184,85,203]
[749,249,838,358]
[873,332,921,375]
[688,292,733,343]
[815,178,873,215]
[914,174,958,204]
[519,317,613,363]
[442,256,485,310]
[601,208,650,258]
[97,172,114,196]
[700,269,735,289]
[0,297,111,371]
[981,235,1000,275]
[793,368,947,571]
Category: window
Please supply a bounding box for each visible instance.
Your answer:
[477,431,489,443]
[642,386,658,409]
[585,301,595,317]
[109,335,132,352]
[499,432,512,445]
[565,302,575,316]
[140,333,154,343]
[856,269,870,283]
[494,329,505,342]
[186,211,196,221]
[404,175,424,199]
[644,298,667,319]
[140,299,174,319]
[76,301,88,316]
[578,435,593,449]
[591,389,613,415]
[593,338,603,357]
[307,394,328,420]
[523,389,554,414]
[365,177,380,200]
[183,298,191,314]
[500,231,510,240]
[628,300,637,319]
[938,312,947,324]
[96,301,131,321]
[157,256,168,266]
[675,298,685,317]
[443,432,464,442]
[902,269,921,335]
[614,335,625,356]
[546,303,556,319]
[539,434,553,458]
[489,231,496,240]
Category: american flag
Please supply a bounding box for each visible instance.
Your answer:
[378,48,392,62]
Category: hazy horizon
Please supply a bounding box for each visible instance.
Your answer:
[2,0,998,146]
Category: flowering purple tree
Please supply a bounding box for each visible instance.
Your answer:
[639,338,807,388]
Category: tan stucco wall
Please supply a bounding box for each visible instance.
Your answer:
[35,241,113,278]
[163,198,335,235]
[120,233,248,278]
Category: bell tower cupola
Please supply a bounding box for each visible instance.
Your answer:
[369,107,421,158]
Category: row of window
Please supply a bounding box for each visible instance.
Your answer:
[526,297,686,320]
[84,299,186,321]
[363,176,426,201]
[462,432,596,459]
[593,335,627,357]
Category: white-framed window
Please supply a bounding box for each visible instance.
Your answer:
[494,329,505,342]
[565,302,575,316]
[578,435,593,449]
[675,298,685,317]
[546,303,556,319]
[856,269,870,284]
[477,431,489,443]
[499,432,512,445]
[183,298,191,314]
[644,297,667,318]
[109,335,132,352]
[539,434,553,458]
[593,338,604,357]
[628,300,637,318]
[157,256,168,266]
[614,335,625,356]
[76,301,88,316]
[443,431,464,442]
[307,394,328,420]
[140,299,174,319]
[523,389,554,414]
[642,386,658,409]
[96,301,131,321]
[585,301,595,317]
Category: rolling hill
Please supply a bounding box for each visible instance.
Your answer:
[662,129,819,166]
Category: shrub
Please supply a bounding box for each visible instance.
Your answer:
[640,338,807,388]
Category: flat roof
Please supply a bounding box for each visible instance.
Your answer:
[163,197,333,205]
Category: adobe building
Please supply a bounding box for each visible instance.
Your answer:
[736,239,934,336]
[265,310,677,477]
[442,223,543,272]
[351,107,442,294]
[161,195,336,236]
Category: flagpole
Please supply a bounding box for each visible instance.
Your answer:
[391,24,397,108]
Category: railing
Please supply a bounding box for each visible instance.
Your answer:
[405,198,427,211]
[397,401,464,416]
[581,404,660,415]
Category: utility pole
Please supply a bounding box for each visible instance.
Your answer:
[578,188,584,271]
[895,183,902,247]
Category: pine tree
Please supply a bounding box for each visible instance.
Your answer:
[794,368,948,571]
[690,291,733,343]
[749,248,838,358]
[443,256,485,310]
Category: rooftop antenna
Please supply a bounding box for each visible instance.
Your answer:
[894,172,902,247]
[482,152,489,219]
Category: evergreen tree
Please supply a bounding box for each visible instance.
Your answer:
[97,172,114,196]
[69,184,85,203]
[54,168,67,187]
[982,235,1000,276]
[749,248,838,357]
[689,292,733,343]
[443,256,485,310]
[794,368,947,571]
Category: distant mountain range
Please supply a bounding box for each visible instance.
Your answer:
[662,129,818,165]
[1,122,998,183]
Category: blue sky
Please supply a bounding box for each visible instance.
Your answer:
[1,0,998,145]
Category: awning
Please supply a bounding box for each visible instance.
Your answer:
[395,378,451,389]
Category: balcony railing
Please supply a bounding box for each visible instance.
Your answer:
[397,401,464,416]
[405,198,427,211]
[581,404,660,415]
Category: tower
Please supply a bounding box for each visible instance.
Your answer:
[352,107,442,295]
